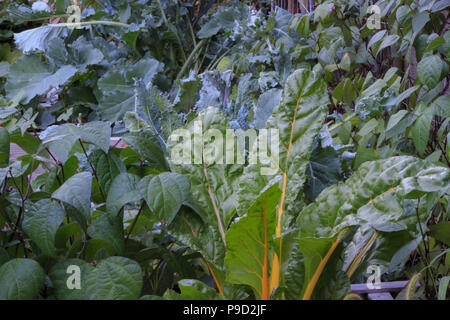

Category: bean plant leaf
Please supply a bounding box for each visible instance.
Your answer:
[145,172,190,224]
[0,258,46,300]
[84,256,143,300]
[22,199,65,257]
[52,172,92,230]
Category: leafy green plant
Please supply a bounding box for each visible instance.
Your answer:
[0,0,448,300]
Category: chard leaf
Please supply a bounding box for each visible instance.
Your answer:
[225,182,280,300]
[295,156,450,298]
[168,107,243,243]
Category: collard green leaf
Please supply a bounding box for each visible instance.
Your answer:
[254,88,282,130]
[5,55,77,104]
[0,258,45,300]
[48,36,104,71]
[22,199,65,257]
[14,26,69,53]
[97,58,163,122]
[84,256,143,300]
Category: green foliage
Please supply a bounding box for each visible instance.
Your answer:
[0,0,448,301]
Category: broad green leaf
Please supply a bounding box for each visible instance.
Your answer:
[5,55,77,104]
[97,71,134,122]
[304,145,341,202]
[367,30,387,49]
[377,35,400,56]
[237,69,328,291]
[412,11,429,36]
[225,182,280,300]
[41,122,111,164]
[14,26,69,53]
[123,131,168,170]
[175,279,224,300]
[41,124,81,165]
[84,256,143,300]
[386,109,408,131]
[52,172,92,230]
[79,121,111,154]
[296,156,450,298]
[266,68,329,215]
[106,173,141,222]
[430,222,450,246]
[0,127,10,167]
[168,206,226,294]
[395,85,420,107]
[431,95,450,117]
[254,88,282,130]
[412,108,433,155]
[0,258,45,300]
[22,199,65,257]
[88,150,126,194]
[417,55,444,88]
[168,107,243,244]
[10,131,41,154]
[48,36,103,71]
[145,172,190,224]
[97,58,163,122]
[87,213,125,255]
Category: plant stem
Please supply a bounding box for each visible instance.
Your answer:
[47,21,130,28]
[78,139,106,202]
[176,39,206,82]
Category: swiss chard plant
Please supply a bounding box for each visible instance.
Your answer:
[0,0,449,300]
